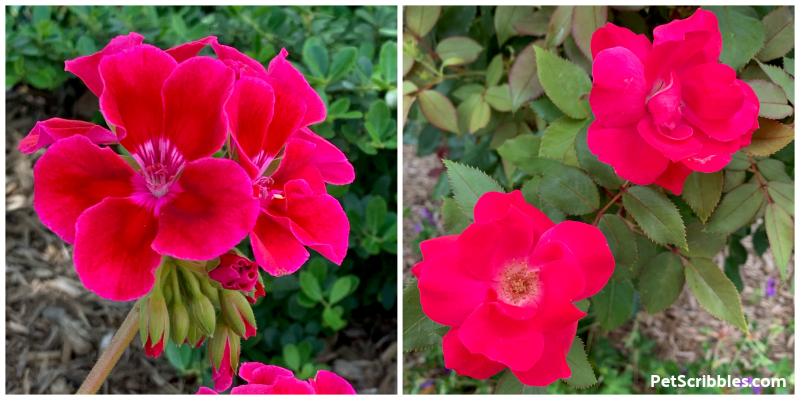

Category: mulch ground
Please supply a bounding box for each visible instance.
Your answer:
[5,85,396,394]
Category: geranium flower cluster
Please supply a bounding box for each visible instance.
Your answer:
[197,363,356,394]
[588,9,759,194]
[413,191,614,386]
[22,34,355,392]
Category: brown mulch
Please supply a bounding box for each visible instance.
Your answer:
[6,85,396,394]
[402,143,794,383]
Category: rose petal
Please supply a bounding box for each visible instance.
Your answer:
[411,235,458,278]
[644,31,710,85]
[442,327,507,379]
[458,303,544,371]
[293,127,355,185]
[637,116,702,162]
[268,48,327,126]
[529,260,586,332]
[682,79,759,142]
[591,47,648,128]
[511,321,577,386]
[65,32,145,97]
[653,9,722,65]
[654,161,694,195]
[473,190,554,243]
[591,23,652,64]
[647,71,682,126]
[587,121,669,185]
[679,63,744,121]
[418,252,491,327]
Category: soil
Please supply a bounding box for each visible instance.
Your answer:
[5,84,396,394]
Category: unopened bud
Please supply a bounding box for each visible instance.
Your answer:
[185,320,205,348]
[200,276,221,307]
[170,297,190,345]
[209,321,240,392]
[191,294,217,336]
[220,290,257,339]
[208,251,259,292]
[139,291,169,358]
[245,273,266,304]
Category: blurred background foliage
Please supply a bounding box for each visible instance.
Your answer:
[7,5,397,388]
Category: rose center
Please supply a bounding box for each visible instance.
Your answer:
[498,260,539,306]
[132,138,185,197]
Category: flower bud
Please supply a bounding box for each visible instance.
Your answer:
[190,294,217,337]
[200,276,221,307]
[208,252,259,292]
[170,297,190,345]
[209,320,240,392]
[220,289,257,339]
[244,275,266,304]
[139,291,169,358]
[185,320,205,348]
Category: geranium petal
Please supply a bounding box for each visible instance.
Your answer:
[411,235,458,278]
[251,213,309,276]
[19,118,117,154]
[265,378,316,394]
[293,127,355,185]
[196,387,218,395]
[259,78,308,165]
[270,138,326,195]
[458,303,544,371]
[166,36,217,63]
[591,47,648,128]
[239,363,294,385]
[310,370,357,394]
[591,23,652,64]
[268,48,327,126]
[442,327,507,379]
[73,197,160,301]
[230,384,272,395]
[511,322,577,386]
[211,41,269,77]
[32,135,135,243]
[654,161,694,195]
[653,9,722,65]
[226,77,275,171]
[151,158,258,260]
[65,32,145,97]
[457,205,534,281]
[587,121,669,185]
[418,251,491,327]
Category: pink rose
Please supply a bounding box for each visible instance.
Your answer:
[588,9,759,194]
[414,191,614,386]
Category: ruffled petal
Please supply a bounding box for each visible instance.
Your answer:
[682,79,759,142]
[653,9,722,64]
[457,205,535,281]
[251,213,309,277]
[268,48,327,126]
[211,41,269,77]
[264,378,316,394]
[473,190,554,243]
[591,47,648,128]
[418,252,491,327]
[64,32,144,97]
[19,118,117,154]
[230,384,273,395]
[73,197,160,301]
[293,127,355,185]
[166,36,217,63]
[412,235,459,278]
[534,221,614,301]
[99,45,177,154]
[32,136,135,243]
[637,116,702,162]
[310,370,357,394]
[647,71,682,126]
[458,303,544,371]
[162,56,235,161]
[654,161,694,195]
[679,128,739,173]
[226,77,275,173]
[196,387,218,395]
[270,138,326,195]
[151,158,259,260]
[511,322,577,386]
[679,63,744,121]
[591,23,652,64]
[529,260,586,332]
[442,327,507,379]
[239,363,294,385]
[587,121,670,185]
[644,31,710,85]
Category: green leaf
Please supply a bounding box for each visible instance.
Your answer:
[757,59,794,103]
[708,6,766,72]
[403,280,449,352]
[379,41,397,84]
[444,160,504,219]
[495,6,533,46]
[442,196,471,235]
[75,35,97,56]
[574,299,590,313]
[497,135,559,176]
[490,121,532,150]
[308,258,328,284]
[329,277,352,305]
[767,181,794,217]
[469,95,491,133]
[564,35,593,76]
[681,171,723,223]
[485,85,512,112]
[705,183,766,234]
[684,257,749,333]
[299,271,323,302]
[765,203,793,282]
[322,307,346,330]
[598,214,638,281]
[539,164,600,215]
[418,90,460,133]
[623,186,687,248]
[746,80,793,119]
[366,197,388,232]
[535,46,592,119]
[495,369,545,394]
[575,125,624,189]
[513,8,551,36]
[571,6,607,61]
[405,6,442,38]
[539,116,586,166]
[680,222,727,259]
[639,252,685,315]
[365,100,391,142]
[629,233,657,280]
[303,44,329,78]
[564,336,597,388]
[757,158,792,183]
[283,343,301,370]
[756,6,794,62]
[520,176,567,223]
[784,57,794,76]
[592,280,634,330]
[723,170,746,192]
[437,36,483,67]
[725,151,752,171]
[328,47,358,83]
[742,118,795,156]
[544,6,574,48]
[508,44,544,112]
[486,55,504,87]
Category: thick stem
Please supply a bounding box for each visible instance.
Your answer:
[77,299,142,394]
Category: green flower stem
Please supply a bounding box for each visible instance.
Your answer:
[76,298,143,394]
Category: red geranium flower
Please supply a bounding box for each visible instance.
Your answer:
[197,363,356,394]
[588,9,759,194]
[414,191,614,386]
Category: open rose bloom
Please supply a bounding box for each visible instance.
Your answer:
[588,9,759,194]
[413,191,614,386]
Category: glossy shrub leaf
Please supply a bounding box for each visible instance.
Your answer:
[757,158,792,183]
[485,55,503,87]
[544,6,574,48]
[639,252,685,315]
[756,6,794,62]
[403,279,449,352]
[681,171,723,223]
[724,151,752,171]
[495,6,533,47]
[629,233,657,280]
[328,47,357,83]
[723,170,746,192]
[508,44,544,112]
[513,8,551,36]
[539,116,586,166]
[767,181,794,217]
[418,90,459,133]
[680,222,727,259]
[564,35,593,76]
[575,125,624,189]
[705,183,765,234]
[539,164,600,215]
[490,121,533,150]
[442,196,471,234]
[444,160,504,219]
[520,176,567,223]
[784,57,794,76]
[684,257,749,334]
[366,196,387,233]
[598,214,638,281]
[592,280,634,330]
[405,6,441,38]
[746,80,793,119]
[765,203,793,282]
[495,369,524,394]
[497,134,559,176]
[485,85,512,112]
[535,46,592,119]
[469,95,492,133]
[757,60,794,103]
[742,118,795,156]
[564,336,597,388]
[571,5,607,61]
[437,36,483,66]
[623,186,687,248]
[707,6,766,72]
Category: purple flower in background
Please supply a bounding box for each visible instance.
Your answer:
[766,277,776,297]
[414,224,422,232]
[420,208,435,225]
[420,380,434,389]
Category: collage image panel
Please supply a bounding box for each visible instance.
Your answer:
[402,5,795,395]
[6,5,398,394]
